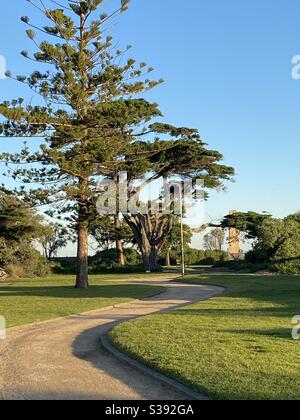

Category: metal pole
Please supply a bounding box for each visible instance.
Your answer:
[179,188,185,277]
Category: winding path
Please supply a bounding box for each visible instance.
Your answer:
[0,279,224,400]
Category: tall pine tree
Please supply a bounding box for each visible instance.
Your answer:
[0,0,234,284]
[0,0,165,287]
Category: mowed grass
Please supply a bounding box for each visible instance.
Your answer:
[111,275,300,400]
[0,274,165,328]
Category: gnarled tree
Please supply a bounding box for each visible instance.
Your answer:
[0,0,234,283]
[122,130,235,272]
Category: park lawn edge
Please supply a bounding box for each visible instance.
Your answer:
[8,286,167,332]
[110,274,300,400]
[0,275,166,328]
[108,279,219,397]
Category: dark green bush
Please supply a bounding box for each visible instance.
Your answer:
[214,259,270,273]
[185,248,229,266]
[3,245,50,278]
[272,236,300,274]
[52,250,145,275]
[159,248,229,266]
[91,248,142,268]
[51,258,77,274]
[253,214,300,274]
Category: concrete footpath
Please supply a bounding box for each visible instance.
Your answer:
[0,279,223,400]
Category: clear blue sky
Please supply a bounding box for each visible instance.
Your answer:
[0,0,299,251]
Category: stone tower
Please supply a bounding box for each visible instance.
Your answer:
[228,210,242,260]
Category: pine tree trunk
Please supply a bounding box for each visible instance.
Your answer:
[115,215,125,267]
[75,223,89,289]
[165,249,171,267]
[75,14,90,290]
[116,239,125,267]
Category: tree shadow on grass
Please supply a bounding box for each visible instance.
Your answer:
[71,321,299,400]
[221,328,294,340]
[71,319,189,400]
[181,275,300,319]
[0,284,159,300]
[172,307,296,317]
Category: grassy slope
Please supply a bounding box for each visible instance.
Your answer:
[0,274,164,328]
[111,275,300,400]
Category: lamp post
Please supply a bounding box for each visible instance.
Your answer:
[179,188,185,277]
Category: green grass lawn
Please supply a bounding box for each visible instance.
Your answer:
[110,275,300,400]
[0,274,164,328]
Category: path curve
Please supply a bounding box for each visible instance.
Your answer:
[0,279,224,400]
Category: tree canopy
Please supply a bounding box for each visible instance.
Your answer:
[255,213,300,273]
[0,0,234,283]
[0,189,49,276]
[0,189,45,244]
[220,211,272,240]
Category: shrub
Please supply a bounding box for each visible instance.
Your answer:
[51,258,77,274]
[185,248,229,266]
[214,259,270,273]
[92,248,142,268]
[272,236,300,274]
[254,214,300,274]
[3,246,50,278]
[5,263,25,278]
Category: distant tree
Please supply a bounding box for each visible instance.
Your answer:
[220,211,271,240]
[123,136,235,272]
[40,223,69,260]
[0,190,45,245]
[241,212,300,273]
[0,189,49,275]
[256,214,300,272]
[203,228,225,251]
[161,221,192,266]
[90,215,133,266]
